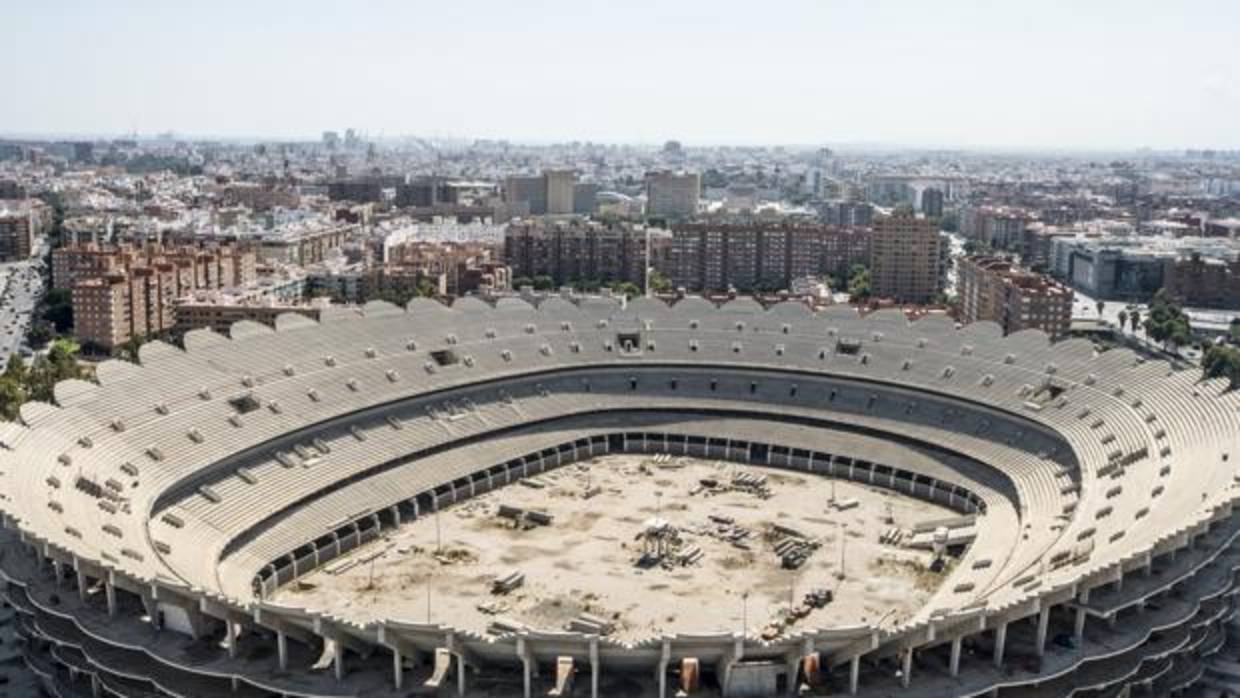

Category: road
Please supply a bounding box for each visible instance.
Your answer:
[0,240,49,373]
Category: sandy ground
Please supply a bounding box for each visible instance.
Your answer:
[277,455,955,643]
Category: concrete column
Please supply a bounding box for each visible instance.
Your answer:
[277,630,288,670]
[91,673,101,698]
[1036,606,1051,657]
[518,637,532,698]
[590,636,599,698]
[993,622,1007,668]
[226,620,238,659]
[1075,607,1087,641]
[393,647,403,689]
[901,649,912,688]
[141,595,160,630]
[51,559,63,587]
[334,640,345,681]
[657,639,670,698]
[950,637,962,677]
[76,569,88,602]
[105,581,117,617]
[456,652,466,696]
[849,655,860,695]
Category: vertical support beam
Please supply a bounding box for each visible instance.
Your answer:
[226,620,238,659]
[1036,605,1051,657]
[658,639,670,698]
[518,637,532,698]
[76,569,88,602]
[334,640,345,682]
[901,649,912,688]
[456,651,466,696]
[277,630,288,671]
[950,637,962,677]
[393,646,404,689]
[993,622,1007,668]
[105,580,117,618]
[849,655,860,695]
[1075,607,1087,641]
[590,636,600,698]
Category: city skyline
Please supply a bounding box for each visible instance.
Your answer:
[7,0,1240,150]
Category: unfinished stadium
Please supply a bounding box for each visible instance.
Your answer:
[1,295,1239,697]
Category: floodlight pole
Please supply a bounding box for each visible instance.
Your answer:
[840,524,848,579]
[742,592,749,639]
[435,505,443,553]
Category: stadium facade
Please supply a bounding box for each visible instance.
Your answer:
[1,295,1238,697]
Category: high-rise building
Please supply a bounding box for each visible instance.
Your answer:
[958,256,1074,338]
[870,215,941,303]
[666,223,871,293]
[921,188,944,218]
[645,171,701,219]
[504,219,658,287]
[504,175,548,216]
[959,206,1032,249]
[0,208,33,261]
[396,177,456,208]
[572,183,599,215]
[544,170,577,215]
[821,201,873,227]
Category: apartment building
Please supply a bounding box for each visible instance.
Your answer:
[544,170,576,215]
[503,170,579,217]
[65,242,259,349]
[503,219,660,287]
[54,242,257,291]
[870,215,941,304]
[0,208,34,261]
[645,171,701,219]
[667,223,871,293]
[959,205,1032,249]
[958,256,1074,338]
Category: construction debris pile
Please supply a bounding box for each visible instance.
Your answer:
[760,588,835,640]
[634,518,703,569]
[694,466,768,500]
[496,504,554,529]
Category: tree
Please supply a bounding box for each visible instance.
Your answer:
[847,264,871,302]
[1095,300,1105,317]
[648,270,673,294]
[1202,344,1240,390]
[1143,289,1193,352]
[414,278,437,298]
[532,275,555,291]
[512,276,534,289]
[1130,310,1142,334]
[1118,310,1128,332]
[613,282,640,299]
[0,377,25,421]
[1230,317,1240,345]
[41,288,74,333]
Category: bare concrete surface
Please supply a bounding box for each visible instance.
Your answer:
[278,455,955,642]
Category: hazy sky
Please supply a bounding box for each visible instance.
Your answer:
[6,0,1238,149]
